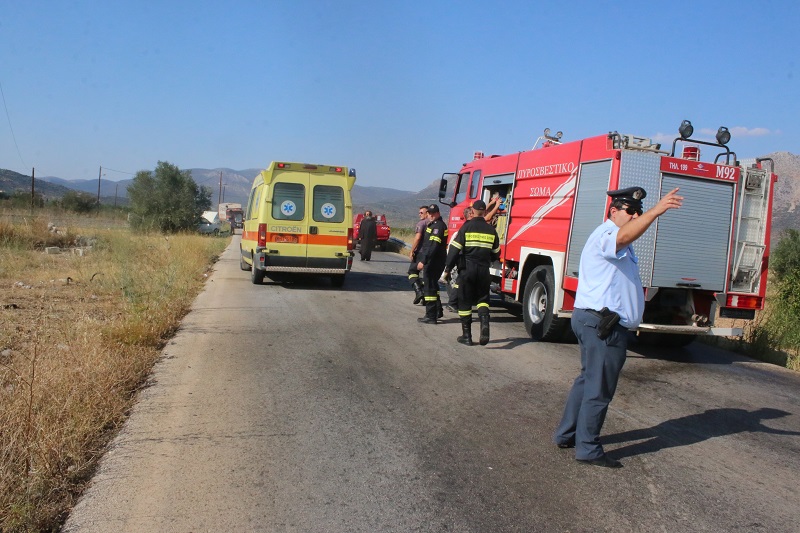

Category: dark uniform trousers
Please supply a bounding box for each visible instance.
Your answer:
[554,308,629,460]
[422,257,445,319]
[456,261,491,321]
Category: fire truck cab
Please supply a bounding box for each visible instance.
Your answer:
[439,122,777,344]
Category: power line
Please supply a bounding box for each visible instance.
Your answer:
[0,80,26,168]
[101,166,135,175]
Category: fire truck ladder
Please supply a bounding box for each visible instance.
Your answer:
[730,164,769,293]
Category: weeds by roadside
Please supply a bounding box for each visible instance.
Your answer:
[0,215,227,531]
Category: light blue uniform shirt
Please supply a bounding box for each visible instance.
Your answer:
[573,219,645,328]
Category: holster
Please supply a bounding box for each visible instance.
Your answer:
[596,307,621,340]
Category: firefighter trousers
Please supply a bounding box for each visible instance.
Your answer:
[456,262,491,321]
[422,259,445,319]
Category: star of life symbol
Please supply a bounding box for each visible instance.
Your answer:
[281,200,296,216]
[321,203,336,219]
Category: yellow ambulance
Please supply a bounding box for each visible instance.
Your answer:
[240,162,356,286]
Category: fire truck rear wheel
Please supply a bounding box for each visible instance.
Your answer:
[523,265,568,342]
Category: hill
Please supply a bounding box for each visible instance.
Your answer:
[5,152,798,234]
[764,151,800,238]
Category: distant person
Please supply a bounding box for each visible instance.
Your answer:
[408,205,429,304]
[359,210,378,261]
[554,186,682,468]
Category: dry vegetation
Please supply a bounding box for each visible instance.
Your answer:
[0,214,227,531]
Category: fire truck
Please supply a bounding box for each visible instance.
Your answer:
[438,121,777,345]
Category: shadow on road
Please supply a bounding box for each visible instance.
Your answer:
[605,407,800,459]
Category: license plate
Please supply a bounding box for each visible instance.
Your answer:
[274,235,298,243]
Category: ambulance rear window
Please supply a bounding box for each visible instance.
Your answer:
[312,185,345,223]
[272,183,305,221]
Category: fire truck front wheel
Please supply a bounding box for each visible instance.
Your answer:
[523,265,569,342]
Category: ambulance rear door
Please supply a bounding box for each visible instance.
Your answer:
[265,169,310,269]
[306,174,351,271]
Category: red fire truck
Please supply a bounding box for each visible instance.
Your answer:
[438,121,777,345]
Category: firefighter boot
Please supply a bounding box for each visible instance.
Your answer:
[418,298,438,324]
[412,279,424,305]
[457,319,473,346]
[436,298,444,319]
[479,311,490,346]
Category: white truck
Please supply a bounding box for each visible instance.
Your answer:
[218,202,242,220]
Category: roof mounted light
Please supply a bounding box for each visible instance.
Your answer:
[543,128,563,142]
[716,126,731,146]
[679,120,694,139]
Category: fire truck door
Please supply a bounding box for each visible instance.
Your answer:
[481,173,514,243]
[565,160,614,278]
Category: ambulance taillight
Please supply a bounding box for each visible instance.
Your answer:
[347,227,354,250]
[258,224,267,247]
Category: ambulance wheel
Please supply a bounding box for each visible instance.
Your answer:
[331,274,346,288]
[240,248,251,271]
[250,255,265,285]
[523,265,568,342]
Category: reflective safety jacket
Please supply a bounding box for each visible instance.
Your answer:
[416,217,449,265]
[445,217,500,271]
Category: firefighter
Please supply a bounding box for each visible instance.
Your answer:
[443,200,500,346]
[445,206,473,313]
[416,204,448,324]
[408,205,429,304]
[554,186,682,468]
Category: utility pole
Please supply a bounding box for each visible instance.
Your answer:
[222,184,226,203]
[114,183,119,208]
[217,171,222,206]
[97,166,102,208]
[30,167,35,215]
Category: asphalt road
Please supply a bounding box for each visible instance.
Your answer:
[63,238,800,533]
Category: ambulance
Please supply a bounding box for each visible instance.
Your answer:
[240,162,357,287]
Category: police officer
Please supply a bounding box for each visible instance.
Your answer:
[408,205,429,304]
[416,204,448,324]
[554,186,683,468]
[443,200,500,346]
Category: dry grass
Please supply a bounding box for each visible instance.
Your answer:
[0,214,227,531]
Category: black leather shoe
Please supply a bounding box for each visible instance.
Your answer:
[417,317,437,324]
[556,442,575,449]
[577,456,622,468]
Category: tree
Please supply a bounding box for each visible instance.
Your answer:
[770,229,800,283]
[61,191,98,213]
[127,161,212,232]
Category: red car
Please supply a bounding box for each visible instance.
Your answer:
[353,213,391,250]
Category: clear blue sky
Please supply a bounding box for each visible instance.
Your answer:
[1,0,797,192]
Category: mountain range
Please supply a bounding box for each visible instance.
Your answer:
[2,152,799,233]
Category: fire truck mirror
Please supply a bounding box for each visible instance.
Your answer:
[439,175,453,200]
